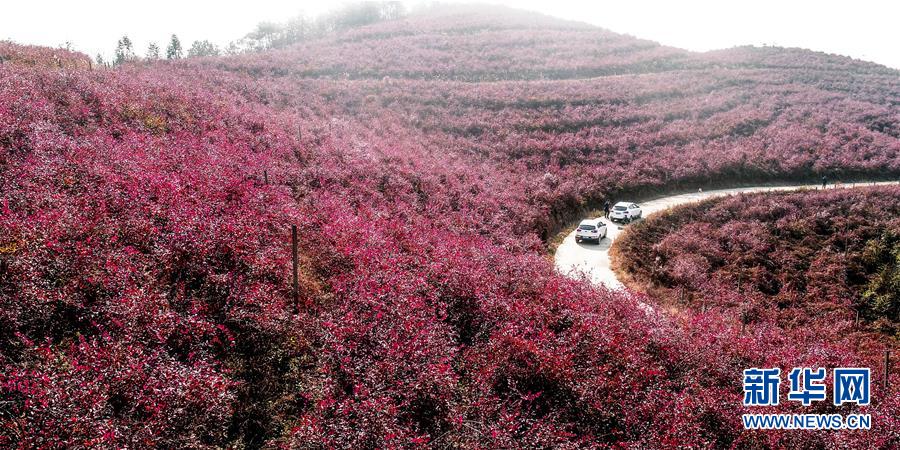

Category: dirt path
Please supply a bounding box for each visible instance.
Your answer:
[553,182,899,289]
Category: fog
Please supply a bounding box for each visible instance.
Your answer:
[3,0,898,69]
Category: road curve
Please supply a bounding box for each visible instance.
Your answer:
[554,182,899,289]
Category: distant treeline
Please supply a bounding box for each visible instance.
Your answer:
[233,1,406,52]
[97,1,406,66]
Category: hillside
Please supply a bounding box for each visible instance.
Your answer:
[1,6,899,448]
[614,186,900,334]
[200,6,899,240]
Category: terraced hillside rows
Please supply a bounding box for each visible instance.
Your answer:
[201,7,899,239]
[1,6,899,448]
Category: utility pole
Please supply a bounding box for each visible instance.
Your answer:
[292,225,299,311]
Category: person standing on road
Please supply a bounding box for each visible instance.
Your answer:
[822,175,828,189]
[603,200,611,219]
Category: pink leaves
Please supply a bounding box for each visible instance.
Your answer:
[2,7,899,444]
[0,42,92,69]
[667,253,712,289]
[0,42,312,448]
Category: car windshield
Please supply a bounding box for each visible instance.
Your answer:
[579,224,596,231]
[614,206,627,211]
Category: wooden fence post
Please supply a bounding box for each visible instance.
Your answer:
[292,225,299,311]
[886,350,891,392]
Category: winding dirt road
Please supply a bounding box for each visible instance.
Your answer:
[554,182,899,289]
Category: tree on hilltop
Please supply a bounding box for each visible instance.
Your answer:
[166,34,182,60]
[187,40,220,58]
[114,35,136,65]
[146,42,160,60]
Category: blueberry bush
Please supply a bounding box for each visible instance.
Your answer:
[1,7,898,447]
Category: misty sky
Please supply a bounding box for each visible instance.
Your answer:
[2,0,898,69]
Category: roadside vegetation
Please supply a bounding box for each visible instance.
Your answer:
[613,186,900,336]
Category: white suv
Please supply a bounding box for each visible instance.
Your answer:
[610,202,642,222]
[575,218,607,243]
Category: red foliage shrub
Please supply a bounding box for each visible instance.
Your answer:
[0,42,92,69]
[615,186,900,330]
[1,6,899,447]
[0,58,317,446]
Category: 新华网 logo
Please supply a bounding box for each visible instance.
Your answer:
[741,367,872,430]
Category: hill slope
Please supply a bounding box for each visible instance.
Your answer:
[204,6,899,239]
[614,186,900,334]
[2,6,899,448]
